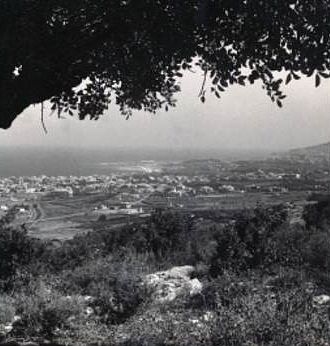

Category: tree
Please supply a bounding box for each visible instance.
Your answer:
[1,0,330,129]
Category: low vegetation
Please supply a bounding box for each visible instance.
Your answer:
[1,200,330,345]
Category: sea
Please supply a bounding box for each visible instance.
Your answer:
[0,146,270,177]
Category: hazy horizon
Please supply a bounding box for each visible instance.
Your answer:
[0,146,271,178]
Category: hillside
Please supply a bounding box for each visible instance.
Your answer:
[2,204,330,345]
[278,142,330,163]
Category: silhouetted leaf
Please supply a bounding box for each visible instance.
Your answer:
[319,71,330,78]
[285,74,292,85]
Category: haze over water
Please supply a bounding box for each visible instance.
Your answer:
[0,147,271,177]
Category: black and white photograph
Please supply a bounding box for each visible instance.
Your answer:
[1,1,330,345]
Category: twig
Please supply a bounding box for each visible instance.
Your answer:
[41,102,48,134]
[198,69,207,97]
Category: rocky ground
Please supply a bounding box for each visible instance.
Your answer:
[0,265,207,346]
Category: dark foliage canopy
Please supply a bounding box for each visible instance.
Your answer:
[1,0,330,128]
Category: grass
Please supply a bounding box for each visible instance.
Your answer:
[29,220,91,240]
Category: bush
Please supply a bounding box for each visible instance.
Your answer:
[209,205,302,276]
[303,198,330,230]
[0,225,42,291]
[97,214,107,222]
[13,281,84,338]
[58,255,149,325]
[0,295,15,324]
[37,210,194,273]
[189,270,257,311]
[265,267,310,292]
[303,232,330,270]
[210,287,329,346]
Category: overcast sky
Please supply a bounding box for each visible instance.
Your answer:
[1,70,330,152]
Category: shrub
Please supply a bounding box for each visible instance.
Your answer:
[189,270,257,310]
[58,255,149,325]
[266,267,310,292]
[97,214,107,222]
[0,225,42,291]
[271,223,306,267]
[0,295,15,324]
[209,204,301,276]
[210,287,330,346]
[303,198,330,230]
[37,211,193,272]
[13,281,84,338]
[303,232,330,271]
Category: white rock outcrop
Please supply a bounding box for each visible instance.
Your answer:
[145,265,203,303]
[313,294,330,305]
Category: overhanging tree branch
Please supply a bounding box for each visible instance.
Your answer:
[1,0,330,129]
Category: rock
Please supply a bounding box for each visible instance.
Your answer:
[189,278,203,296]
[313,294,330,305]
[146,265,195,285]
[3,327,12,334]
[0,323,13,335]
[85,307,94,316]
[203,311,215,322]
[83,295,94,302]
[145,265,203,303]
[189,318,200,324]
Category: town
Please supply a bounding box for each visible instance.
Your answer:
[1,149,329,241]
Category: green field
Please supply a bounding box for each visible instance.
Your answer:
[26,193,104,240]
[25,190,310,240]
[27,193,145,240]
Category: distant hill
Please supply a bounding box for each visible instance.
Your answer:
[281,142,330,162]
[290,142,330,155]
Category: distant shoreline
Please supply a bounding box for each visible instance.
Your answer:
[0,147,270,177]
